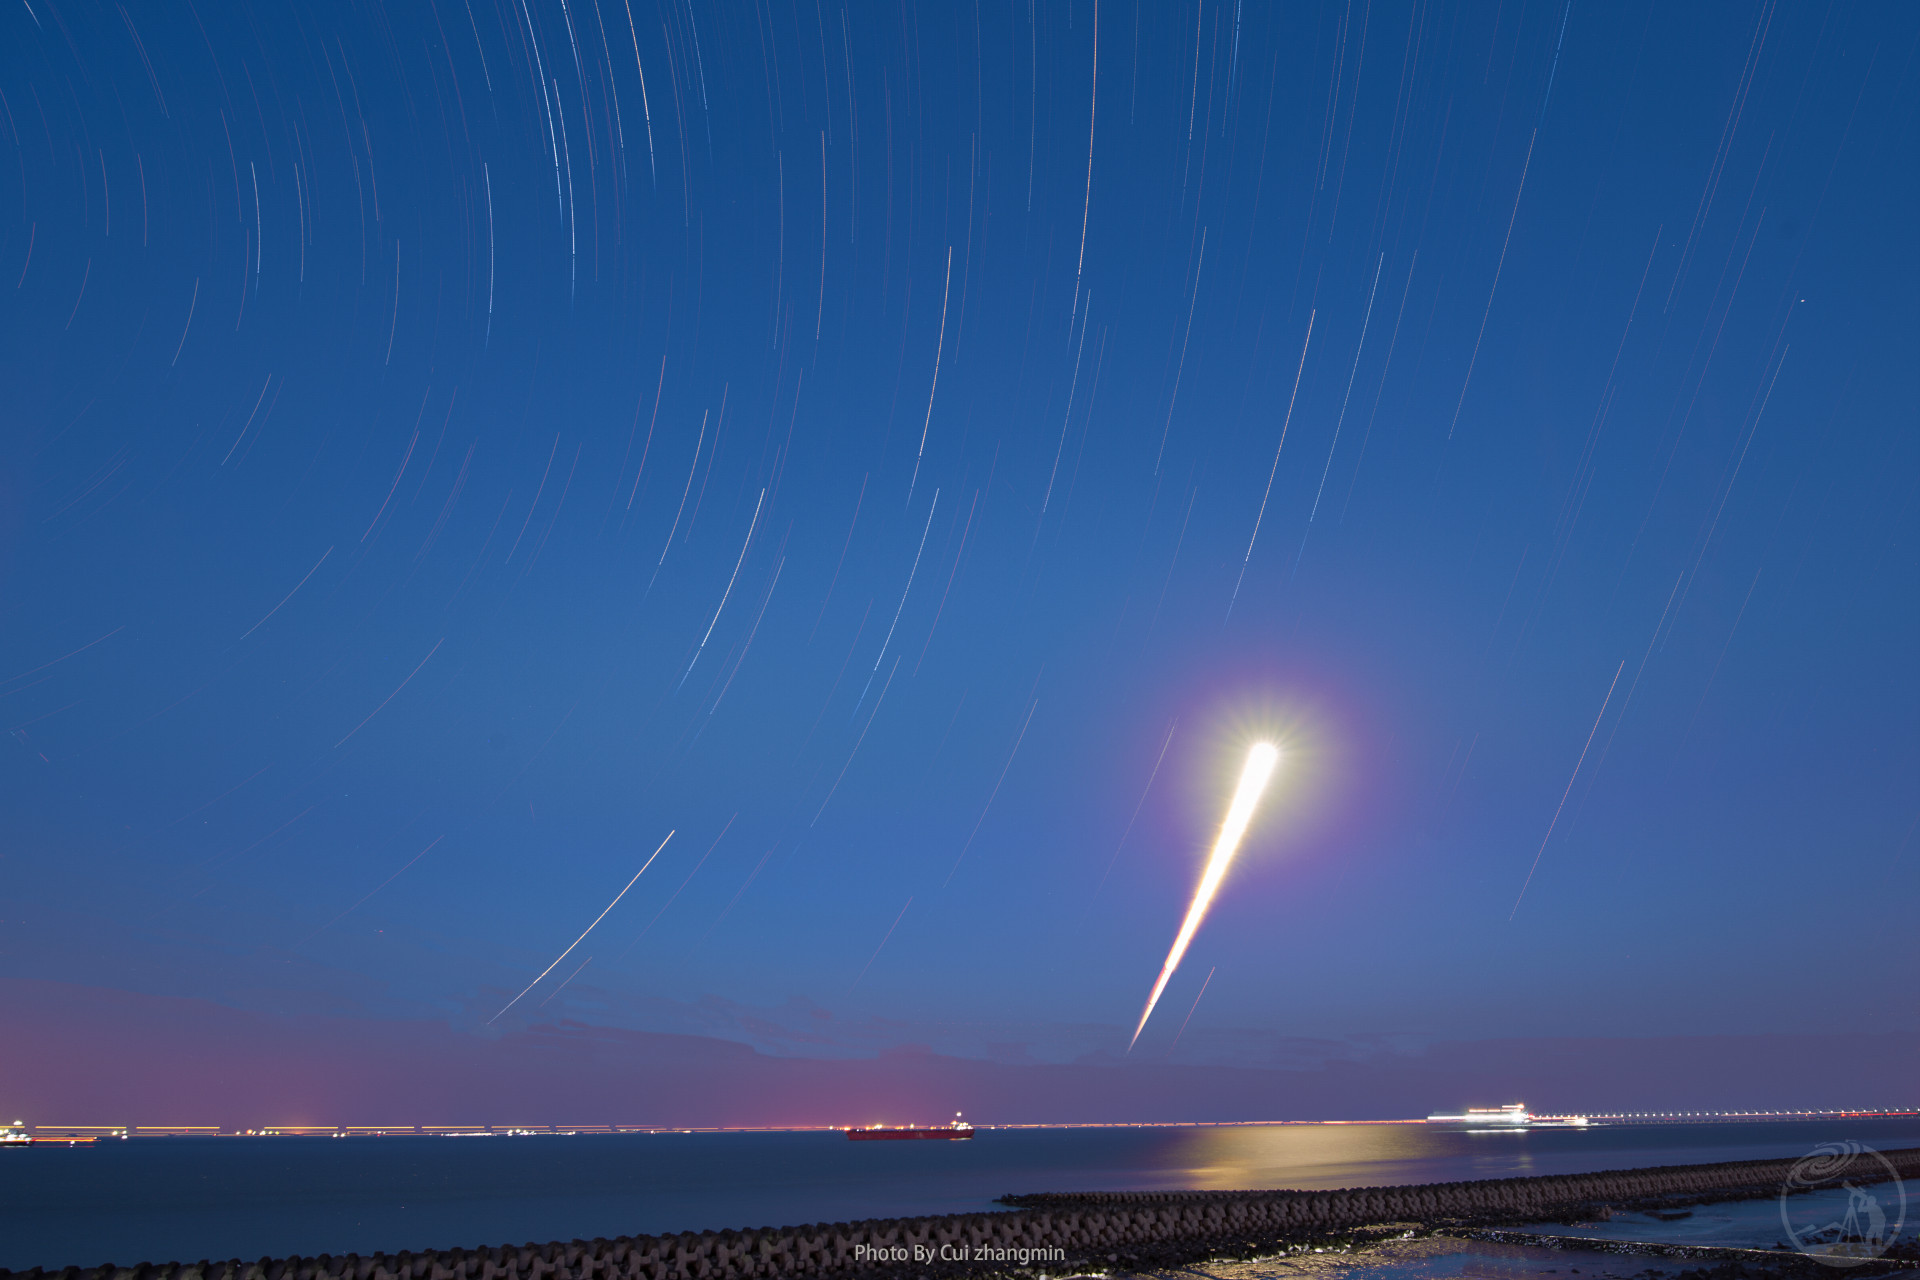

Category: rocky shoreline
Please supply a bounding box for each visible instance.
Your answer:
[7,1146,1914,1280]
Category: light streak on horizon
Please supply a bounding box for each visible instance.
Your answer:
[1130,743,1279,1050]
[489,831,673,1024]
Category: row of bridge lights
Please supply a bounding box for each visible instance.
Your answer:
[1581,1110,1918,1118]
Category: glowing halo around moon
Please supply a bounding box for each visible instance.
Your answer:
[1128,742,1282,1051]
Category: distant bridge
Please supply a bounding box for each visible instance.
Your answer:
[1534,1108,1920,1125]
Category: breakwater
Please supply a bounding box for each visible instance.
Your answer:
[8,1147,1914,1280]
[1000,1145,1920,1214]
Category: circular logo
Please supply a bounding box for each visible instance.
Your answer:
[1779,1142,1908,1267]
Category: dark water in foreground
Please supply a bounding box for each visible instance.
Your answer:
[4,1119,1917,1271]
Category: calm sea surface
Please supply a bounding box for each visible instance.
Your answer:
[4,1118,1917,1271]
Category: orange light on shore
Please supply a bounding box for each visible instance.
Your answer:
[1128,742,1280,1050]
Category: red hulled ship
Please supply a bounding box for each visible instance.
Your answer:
[847,1114,974,1141]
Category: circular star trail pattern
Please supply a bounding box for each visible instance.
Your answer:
[1,0,1915,1095]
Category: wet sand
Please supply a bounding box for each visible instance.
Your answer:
[1119,1228,1920,1280]
[1125,1234,1703,1280]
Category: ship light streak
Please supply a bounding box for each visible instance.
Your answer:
[1129,743,1279,1050]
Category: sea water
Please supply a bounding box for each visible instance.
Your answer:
[3,1118,1916,1271]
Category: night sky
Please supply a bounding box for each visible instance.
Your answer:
[3,0,1916,1125]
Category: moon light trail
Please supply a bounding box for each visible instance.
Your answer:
[1129,742,1280,1050]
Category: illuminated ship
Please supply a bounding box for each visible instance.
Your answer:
[1425,1103,1589,1129]
[847,1113,975,1141]
[1427,1104,1532,1126]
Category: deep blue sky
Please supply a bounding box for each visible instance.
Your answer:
[2,0,1916,1118]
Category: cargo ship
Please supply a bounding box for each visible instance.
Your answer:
[847,1114,974,1141]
